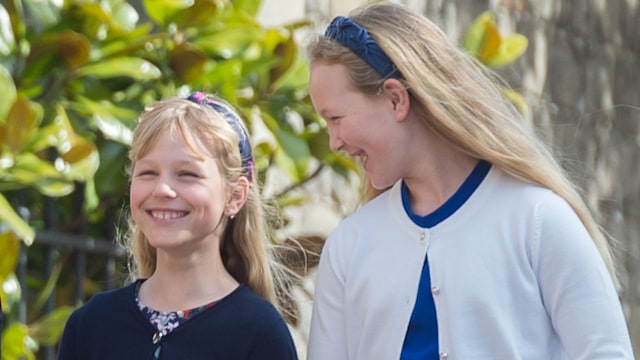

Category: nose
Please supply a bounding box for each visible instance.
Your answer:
[152,178,177,198]
[328,125,344,152]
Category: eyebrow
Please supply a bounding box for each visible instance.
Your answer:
[136,157,206,167]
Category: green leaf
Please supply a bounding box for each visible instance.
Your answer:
[35,178,75,197]
[264,118,310,181]
[0,193,34,245]
[76,57,162,80]
[83,176,99,212]
[273,146,299,181]
[1,323,36,360]
[271,52,309,92]
[0,65,17,122]
[25,104,88,154]
[93,141,129,195]
[28,306,77,346]
[10,152,76,197]
[12,153,63,183]
[502,86,529,114]
[463,11,494,56]
[307,130,332,161]
[207,59,243,102]
[173,0,223,29]
[476,21,502,63]
[73,97,135,144]
[484,33,528,67]
[96,28,157,58]
[142,0,194,26]
[327,152,359,180]
[63,140,100,181]
[25,30,91,76]
[23,0,61,28]
[5,95,41,153]
[233,0,262,17]
[0,4,15,55]
[169,44,208,83]
[2,0,26,45]
[56,30,92,69]
[111,1,140,31]
[0,231,19,279]
[267,30,297,85]
[1,273,22,316]
[196,26,263,59]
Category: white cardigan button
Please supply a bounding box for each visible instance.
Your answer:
[439,352,448,359]
[431,286,440,295]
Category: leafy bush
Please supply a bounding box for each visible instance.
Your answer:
[0,0,355,357]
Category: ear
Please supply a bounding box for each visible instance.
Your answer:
[381,79,410,121]
[225,176,250,217]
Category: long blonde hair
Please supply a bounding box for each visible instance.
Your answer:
[307,2,619,286]
[124,96,277,303]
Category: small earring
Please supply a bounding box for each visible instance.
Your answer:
[229,214,235,220]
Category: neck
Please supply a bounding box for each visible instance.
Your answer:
[403,131,478,216]
[139,250,239,311]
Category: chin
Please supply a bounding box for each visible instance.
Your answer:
[369,177,398,190]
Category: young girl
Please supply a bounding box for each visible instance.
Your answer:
[306,2,633,359]
[58,92,298,359]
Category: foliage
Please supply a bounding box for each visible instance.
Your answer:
[0,0,355,357]
[463,11,529,112]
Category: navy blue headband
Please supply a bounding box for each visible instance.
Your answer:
[186,91,254,182]
[324,16,401,79]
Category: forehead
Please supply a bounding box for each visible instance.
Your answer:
[309,62,360,111]
[143,126,212,161]
[309,62,352,89]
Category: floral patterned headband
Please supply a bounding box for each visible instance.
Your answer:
[324,16,402,79]
[186,91,254,182]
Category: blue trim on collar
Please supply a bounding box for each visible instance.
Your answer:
[402,160,491,228]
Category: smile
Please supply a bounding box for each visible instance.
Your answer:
[148,210,188,220]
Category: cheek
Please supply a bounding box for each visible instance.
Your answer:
[129,182,145,218]
[341,120,369,145]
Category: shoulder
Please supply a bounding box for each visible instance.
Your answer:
[222,286,287,326]
[330,183,397,236]
[473,168,558,216]
[66,282,137,324]
[81,281,136,308]
[324,180,415,249]
[219,286,298,358]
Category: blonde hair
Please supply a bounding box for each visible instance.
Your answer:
[307,2,619,286]
[123,96,278,303]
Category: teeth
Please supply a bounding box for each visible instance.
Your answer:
[150,210,186,219]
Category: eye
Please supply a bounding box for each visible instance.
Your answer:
[178,171,200,178]
[135,170,157,177]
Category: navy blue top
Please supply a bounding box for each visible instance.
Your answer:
[400,160,491,359]
[58,280,298,360]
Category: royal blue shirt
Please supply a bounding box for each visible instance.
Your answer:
[400,160,491,359]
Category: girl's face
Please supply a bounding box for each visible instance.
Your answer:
[309,62,409,189]
[130,129,230,253]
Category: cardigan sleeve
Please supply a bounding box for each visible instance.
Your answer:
[534,193,634,358]
[57,307,80,360]
[247,304,299,360]
[307,228,350,360]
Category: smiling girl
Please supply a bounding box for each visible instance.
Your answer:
[58,92,298,360]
